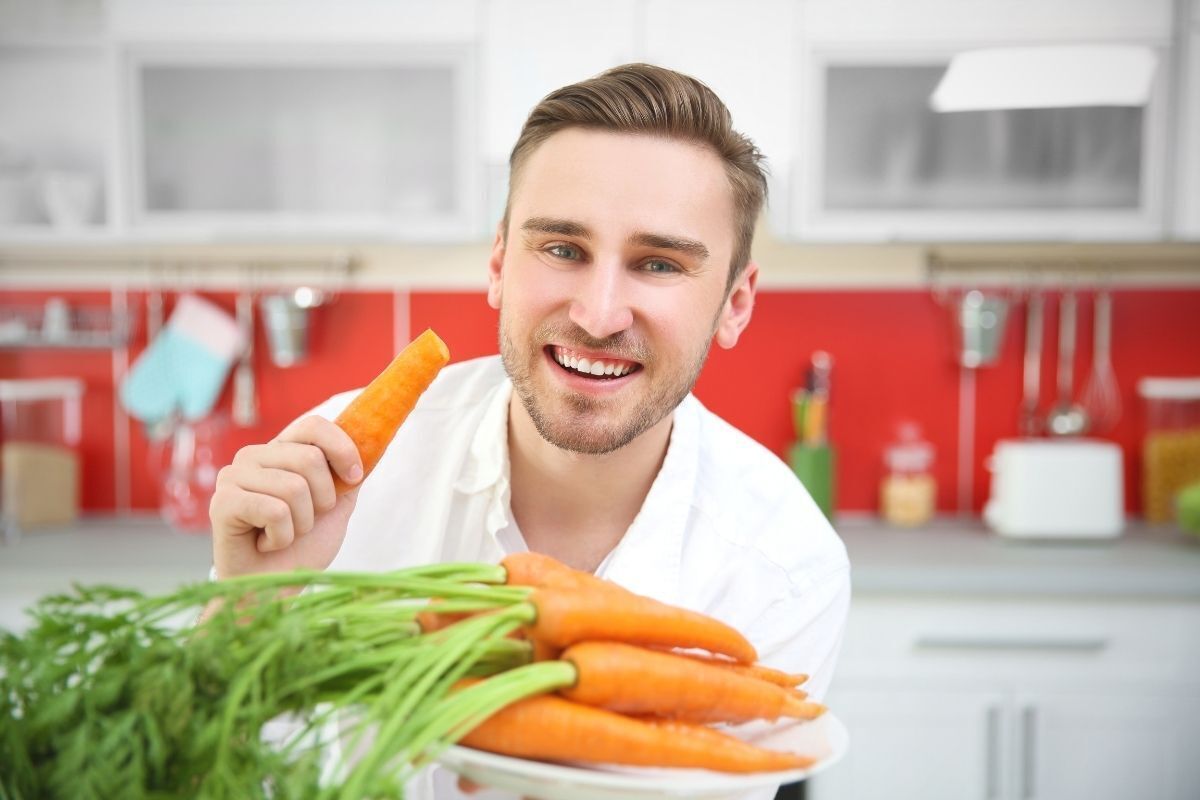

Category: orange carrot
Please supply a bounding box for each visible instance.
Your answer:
[332,329,449,494]
[664,649,809,690]
[502,552,758,663]
[459,691,814,773]
[559,642,824,724]
[415,608,473,633]
[528,585,758,664]
[502,551,594,589]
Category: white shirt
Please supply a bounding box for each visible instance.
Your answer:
[316,355,851,799]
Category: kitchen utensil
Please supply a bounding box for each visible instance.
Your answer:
[1080,290,1121,434]
[260,287,328,367]
[1045,292,1088,436]
[232,290,257,427]
[953,289,1010,368]
[1019,293,1044,436]
[984,439,1123,538]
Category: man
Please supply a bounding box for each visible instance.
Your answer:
[210,63,849,798]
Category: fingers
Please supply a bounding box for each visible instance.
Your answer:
[224,465,317,543]
[234,442,338,516]
[210,479,296,552]
[275,414,363,486]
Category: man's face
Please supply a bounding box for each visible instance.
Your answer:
[488,128,756,455]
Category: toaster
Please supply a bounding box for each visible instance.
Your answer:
[983,439,1125,539]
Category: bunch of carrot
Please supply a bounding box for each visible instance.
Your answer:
[414,551,825,775]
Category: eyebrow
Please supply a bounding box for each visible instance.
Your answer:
[520,216,710,263]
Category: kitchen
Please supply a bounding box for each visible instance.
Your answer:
[2,0,1200,798]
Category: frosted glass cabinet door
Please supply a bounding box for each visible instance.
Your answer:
[128,48,476,239]
[825,65,1143,211]
[797,54,1166,240]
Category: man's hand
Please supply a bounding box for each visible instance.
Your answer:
[209,415,363,579]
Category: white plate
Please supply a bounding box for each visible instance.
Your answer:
[436,713,848,800]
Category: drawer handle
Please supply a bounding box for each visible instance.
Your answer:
[914,636,1110,653]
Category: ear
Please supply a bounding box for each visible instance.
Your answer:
[715,260,758,350]
[486,221,506,310]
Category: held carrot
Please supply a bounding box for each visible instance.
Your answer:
[559,642,824,724]
[332,328,450,494]
[458,691,814,773]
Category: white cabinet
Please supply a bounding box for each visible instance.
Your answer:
[811,686,1009,800]
[791,45,1171,241]
[1,0,485,243]
[640,0,797,233]
[122,44,480,240]
[479,0,638,226]
[1177,30,1200,240]
[1016,690,1197,800]
[809,597,1200,800]
[0,2,112,238]
[790,0,1175,241]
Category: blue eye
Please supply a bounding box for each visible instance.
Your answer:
[643,259,680,274]
[546,244,581,260]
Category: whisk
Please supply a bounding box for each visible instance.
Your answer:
[1080,290,1122,434]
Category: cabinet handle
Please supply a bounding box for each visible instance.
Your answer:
[914,636,1109,653]
[1021,706,1038,799]
[985,705,1001,800]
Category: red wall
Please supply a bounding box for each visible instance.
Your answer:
[3,286,1198,516]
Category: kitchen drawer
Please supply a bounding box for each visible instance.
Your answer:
[836,597,1200,686]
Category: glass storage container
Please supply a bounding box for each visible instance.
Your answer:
[1137,377,1200,523]
[0,378,83,542]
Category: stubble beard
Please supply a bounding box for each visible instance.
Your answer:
[499,313,715,455]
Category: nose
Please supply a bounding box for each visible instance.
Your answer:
[567,260,635,340]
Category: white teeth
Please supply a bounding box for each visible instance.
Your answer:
[553,347,635,378]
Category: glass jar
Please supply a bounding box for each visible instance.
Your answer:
[1137,378,1200,523]
[161,416,227,533]
[0,378,83,541]
[881,424,936,527]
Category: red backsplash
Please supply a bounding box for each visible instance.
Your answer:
[3,286,1198,516]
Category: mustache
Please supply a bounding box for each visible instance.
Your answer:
[536,321,650,363]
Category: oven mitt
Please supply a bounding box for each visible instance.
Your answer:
[121,294,245,426]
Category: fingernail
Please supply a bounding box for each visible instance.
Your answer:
[347,464,363,483]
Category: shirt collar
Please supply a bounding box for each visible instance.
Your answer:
[453,379,701,592]
[596,394,699,603]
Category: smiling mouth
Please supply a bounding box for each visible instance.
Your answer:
[548,345,641,380]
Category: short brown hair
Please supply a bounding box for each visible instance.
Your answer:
[503,63,768,292]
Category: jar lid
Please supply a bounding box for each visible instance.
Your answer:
[1137,377,1200,400]
[886,441,935,471]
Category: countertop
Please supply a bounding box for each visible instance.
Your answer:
[0,516,213,632]
[835,515,1200,600]
[3,515,1199,632]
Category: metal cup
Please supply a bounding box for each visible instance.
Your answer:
[955,290,1010,368]
[259,293,310,367]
